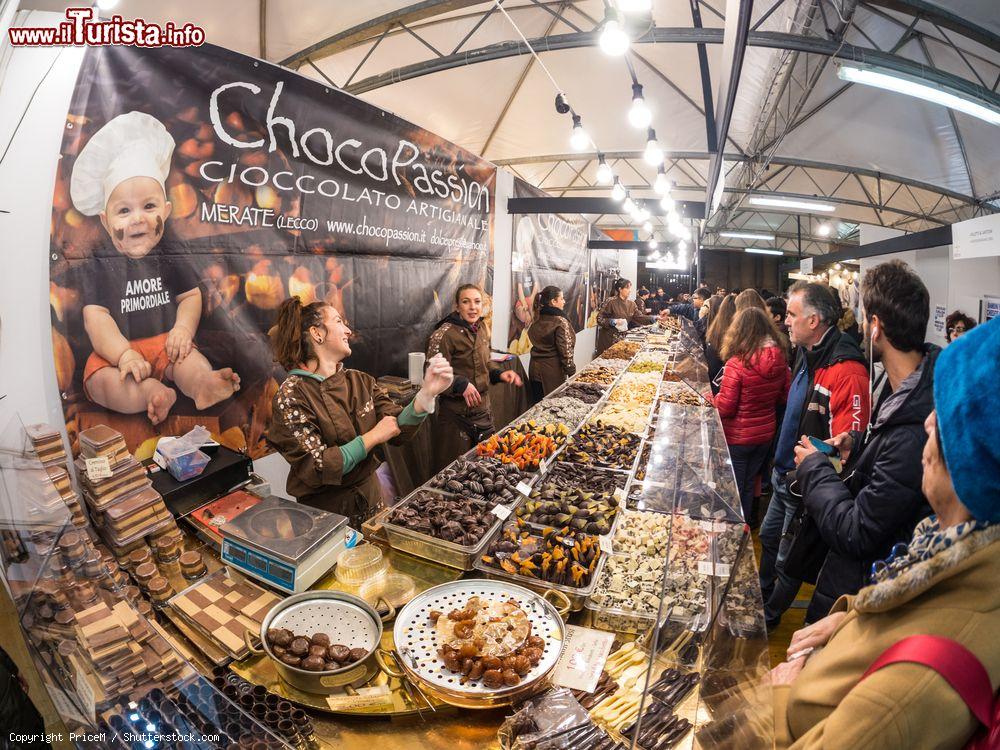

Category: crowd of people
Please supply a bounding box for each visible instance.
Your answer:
[645,266,999,749]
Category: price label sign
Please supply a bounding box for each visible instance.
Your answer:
[551,625,615,693]
[516,481,533,497]
[85,456,112,482]
[599,535,614,555]
[613,487,626,501]
[491,504,512,521]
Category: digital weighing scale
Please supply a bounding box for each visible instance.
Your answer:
[220,496,360,593]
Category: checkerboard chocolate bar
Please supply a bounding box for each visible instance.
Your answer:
[79,425,130,465]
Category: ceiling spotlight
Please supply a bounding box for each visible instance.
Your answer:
[570,114,588,150]
[599,9,630,56]
[643,221,652,232]
[648,237,659,250]
[596,155,613,185]
[623,195,636,214]
[643,128,664,166]
[554,93,571,114]
[817,222,832,237]
[618,0,652,13]
[629,83,652,129]
[660,194,675,212]
[611,177,626,202]
[749,196,836,212]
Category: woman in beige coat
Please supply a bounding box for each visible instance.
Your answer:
[770,316,1000,749]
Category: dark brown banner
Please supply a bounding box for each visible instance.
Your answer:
[49,44,495,458]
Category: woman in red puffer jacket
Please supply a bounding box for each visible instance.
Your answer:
[711,307,791,521]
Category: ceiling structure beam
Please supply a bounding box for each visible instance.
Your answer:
[508,196,707,218]
[688,0,719,159]
[862,0,1000,53]
[705,0,755,212]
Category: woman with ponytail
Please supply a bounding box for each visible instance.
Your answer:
[427,283,522,471]
[267,297,454,527]
[527,285,576,401]
[596,278,667,355]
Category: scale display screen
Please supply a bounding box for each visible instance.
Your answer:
[222,539,297,592]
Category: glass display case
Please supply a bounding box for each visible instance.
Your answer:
[0,415,288,748]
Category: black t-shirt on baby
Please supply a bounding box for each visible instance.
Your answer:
[77,249,197,341]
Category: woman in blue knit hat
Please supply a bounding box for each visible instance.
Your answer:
[769,315,1000,749]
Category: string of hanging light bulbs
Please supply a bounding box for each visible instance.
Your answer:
[494,0,690,267]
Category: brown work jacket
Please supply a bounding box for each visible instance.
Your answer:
[528,307,576,396]
[595,295,653,354]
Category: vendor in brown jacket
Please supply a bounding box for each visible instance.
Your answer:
[595,278,666,355]
[427,283,522,471]
[769,317,1000,749]
[267,297,454,527]
[527,285,576,401]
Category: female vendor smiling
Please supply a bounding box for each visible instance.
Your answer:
[267,297,453,527]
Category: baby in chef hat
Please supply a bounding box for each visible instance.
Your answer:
[71,111,240,425]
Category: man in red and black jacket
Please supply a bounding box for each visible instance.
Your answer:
[759,281,871,631]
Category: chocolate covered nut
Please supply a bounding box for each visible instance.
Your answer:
[300,656,325,671]
[348,647,368,663]
[327,645,351,663]
[267,628,293,648]
[310,633,330,648]
[482,669,503,688]
[279,654,301,667]
[308,644,327,658]
[323,661,340,671]
[289,638,309,657]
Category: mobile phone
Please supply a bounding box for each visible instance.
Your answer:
[808,436,839,457]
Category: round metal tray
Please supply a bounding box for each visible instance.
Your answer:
[392,579,565,709]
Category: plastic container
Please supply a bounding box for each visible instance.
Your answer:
[334,543,388,585]
[79,424,126,459]
[359,572,416,609]
[156,426,212,481]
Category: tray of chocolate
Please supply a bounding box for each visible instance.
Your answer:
[557,381,608,404]
[532,462,629,497]
[556,421,641,472]
[168,569,282,660]
[25,423,67,469]
[76,456,152,512]
[515,484,620,537]
[475,519,605,610]
[381,480,520,570]
[390,580,564,708]
[99,486,173,546]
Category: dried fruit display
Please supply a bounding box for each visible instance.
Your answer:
[591,404,649,436]
[557,421,641,470]
[576,366,620,386]
[481,521,601,588]
[476,423,569,471]
[602,341,642,360]
[626,359,666,374]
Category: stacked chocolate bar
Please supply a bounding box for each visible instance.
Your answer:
[25,423,68,471]
[76,426,179,555]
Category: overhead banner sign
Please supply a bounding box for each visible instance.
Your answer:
[49,43,495,457]
[953,213,1000,260]
[507,180,589,354]
[588,231,620,329]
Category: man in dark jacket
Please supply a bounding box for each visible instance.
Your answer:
[792,260,935,622]
[669,286,711,325]
[1,646,48,748]
[759,281,871,630]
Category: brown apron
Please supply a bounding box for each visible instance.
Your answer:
[528,356,567,400]
[299,471,385,530]
[433,395,495,473]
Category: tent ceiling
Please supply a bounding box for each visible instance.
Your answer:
[24,0,1000,255]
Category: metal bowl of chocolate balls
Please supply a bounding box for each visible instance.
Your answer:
[248,591,394,694]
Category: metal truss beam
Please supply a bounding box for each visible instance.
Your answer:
[341,28,1000,114]
[862,0,1000,53]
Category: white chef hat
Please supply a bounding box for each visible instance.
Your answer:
[70,111,175,216]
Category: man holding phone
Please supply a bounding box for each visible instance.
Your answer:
[792,261,936,622]
[759,282,870,631]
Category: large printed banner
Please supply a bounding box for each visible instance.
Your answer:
[49,44,495,458]
[587,230,620,328]
[507,180,589,354]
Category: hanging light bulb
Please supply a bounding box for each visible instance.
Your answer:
[611,177,626,202]
[623,195,636,214]
[648,237,658,250]
[570,114,588,150]
[599,9,630,56]
[630,205,643,223]
[660,193,675,212]
[678,240,687,252]
[644,128,663,166]
[654,167,669,195]
[643,221,652,232]
[650,250,661,260]
[596,155,613,185]
[678,225,691,241]
[817,222,832,237]
[667,209,680,226]
[637,206,650,222]
[629,83,652,129]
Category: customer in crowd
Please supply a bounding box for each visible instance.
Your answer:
[945,310,976,343]
[759,281,870,631]
[704,294,736,391]
[666,286,711,323]
[596,278,666,354]
[771,316,1000,750]
[636,288,651,315]
[837,307,863,345]
[527,285,576,401]
[0,646,48,747]
[736,288,767,312]
[792,261,936,623]
[767,296,788,333]
[709,307,790,521]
